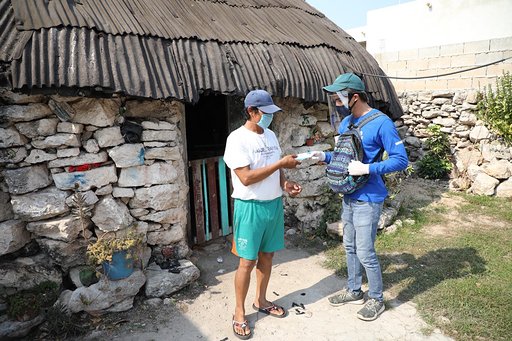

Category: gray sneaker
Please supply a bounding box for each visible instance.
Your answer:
[356,298,385,321]
[328,289,365,306]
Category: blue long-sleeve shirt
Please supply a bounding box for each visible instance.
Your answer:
[325,109,408,203]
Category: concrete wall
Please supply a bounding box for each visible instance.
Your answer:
[375,37,512,92]
[347,0,512,93]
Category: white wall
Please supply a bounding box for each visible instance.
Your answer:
[364,0,512,54]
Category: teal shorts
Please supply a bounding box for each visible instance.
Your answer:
[231,197,285,260]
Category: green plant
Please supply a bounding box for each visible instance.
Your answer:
[477,71,512,143]
[70,183,93,240]
[44,303,88,338]
[6,281,59,321]
[417,125,452,179]
[86,230,144,266]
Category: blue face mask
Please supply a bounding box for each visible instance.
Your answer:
[257,113,274,129]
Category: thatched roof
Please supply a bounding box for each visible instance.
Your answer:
[0,0,402,118]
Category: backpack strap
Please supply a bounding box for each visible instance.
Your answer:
[353,111,387,163]
[353,111,387,131]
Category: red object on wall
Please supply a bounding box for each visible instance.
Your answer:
[67,163,102,173]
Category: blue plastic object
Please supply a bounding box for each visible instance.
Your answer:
[102,250,134,280]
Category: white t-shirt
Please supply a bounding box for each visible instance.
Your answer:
[223,126,282,200]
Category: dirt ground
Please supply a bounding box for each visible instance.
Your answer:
[73,178,456,341]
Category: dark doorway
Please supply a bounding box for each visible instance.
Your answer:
[185,94,244,245]
[186,95,222,160]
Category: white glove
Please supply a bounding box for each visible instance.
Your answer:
[311,151,326,162]
[348,160,370,176]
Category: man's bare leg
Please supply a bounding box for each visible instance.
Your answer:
[234,258,256,336]
[253,252,285,316]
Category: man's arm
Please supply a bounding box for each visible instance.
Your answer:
[233,155,299,186]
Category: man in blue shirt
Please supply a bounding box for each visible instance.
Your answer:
[315,73,408,321]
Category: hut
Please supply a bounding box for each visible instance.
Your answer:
[0,0,402,323]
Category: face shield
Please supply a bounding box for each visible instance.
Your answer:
[328,91,350,129]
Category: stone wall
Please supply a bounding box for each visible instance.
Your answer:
[0,91,191,316]
[398,90,512,197]
[273,98,334,234]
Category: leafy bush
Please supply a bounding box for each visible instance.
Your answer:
[417,125,452,179]
[477,71,512,143]
[6,281,59,321]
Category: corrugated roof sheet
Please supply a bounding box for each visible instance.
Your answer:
[10,0,349,50]
[1,0,403,118]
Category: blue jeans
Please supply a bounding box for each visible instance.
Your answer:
[342,197,383,301]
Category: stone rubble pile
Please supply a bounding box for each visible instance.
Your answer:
[398,90,512,197]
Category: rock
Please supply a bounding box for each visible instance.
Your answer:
[3,164,52,194]
[26,215,86,242]
[0,220,31,256]
[52,165,117,191]
[118,163,178,187]
[0,314,45,338]
[129,184,182,210]
[65,269,146,313]
[91,195,133,232]
[112,187,135,198]
[15,118,59,138]
[48,151,108,168]
[454,148,482,174]
[0,147,27,164]
[71,98,119,127]
[378,206,399,229]
[56,148,81,158]
[31,133,81,149]
[108,144,145,168]
[0,253,62,291]
[24,149,57,164]
[481,160,512,179]
[147,225,184,245]
[145,261,200,298]
[326,221,343,239]
[0,103,52,123]
[141,130,178,142]
[11,187,69,222]
[469,126,490,143]
[36,238,88,271]
[496,178,512,198]
[94,126,124,147]
[57,122,84,134]
[95,184,113,196]
[144,147,181,161]
[0,191,14,222]
[458,112,477,125]
[432,117,456,127]
[0,127,28,148]
[470,173,499,196]
[65,190,99,207]
[139,207,186,224]
[141,121,175,130]
[83,139,100,153]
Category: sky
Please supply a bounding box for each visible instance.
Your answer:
[305,0,415,30]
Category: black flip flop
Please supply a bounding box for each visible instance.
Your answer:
[252,302,288,318]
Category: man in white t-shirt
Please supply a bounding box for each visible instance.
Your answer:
[223,89,302,340]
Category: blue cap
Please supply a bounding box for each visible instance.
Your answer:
[244,89,282,114]
[323,73,366,93]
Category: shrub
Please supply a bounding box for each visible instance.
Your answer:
[6,281,59,321]
[417,125,452,179]
[477,71,512,143]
